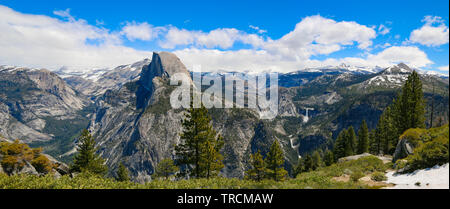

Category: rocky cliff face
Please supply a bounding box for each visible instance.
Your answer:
[0,67,88,143]
[88,52,285,182]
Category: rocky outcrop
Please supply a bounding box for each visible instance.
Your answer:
[393,138,415,163]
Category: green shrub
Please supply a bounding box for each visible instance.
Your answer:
[350,170,364,182]
[371,172,387,182]
[31,155,54,174]
[404,135,449,172]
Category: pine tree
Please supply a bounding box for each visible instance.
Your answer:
[430,83,435,128]
[201,135,225,179]
[154,158,179,180]
[246,150,267,181]
[323,149,334,166]
[294,157,306,176]
[369,129,378,154]
[175,103,224,179]
[304,154,314,172]
[345,126,357,156]
[116,162,130,182]
[357,120,370,154]
[373,106,398,155]
[393,71,426,133]
[265,140,288,181]
[312,150,322,170]
[71,129,107,175]
[333,130,347,160]
[374,114,386,155]
[384,107,398,154]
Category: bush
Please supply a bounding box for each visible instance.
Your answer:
[350,170,364,182]
[31,155,53,174]
[371,172,387,182]
[0,140,52,175]
[404,135,449,172]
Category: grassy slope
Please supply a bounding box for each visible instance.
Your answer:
[0,156,388,189]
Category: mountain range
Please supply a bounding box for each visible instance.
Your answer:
[0,52,448,182]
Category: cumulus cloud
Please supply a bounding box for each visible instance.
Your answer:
[159,27,266,49]
[120,21,165,41]
[409,16,449,47]
[262,15,376,61]
[0,5,153,71]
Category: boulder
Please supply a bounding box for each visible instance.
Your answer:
[43,154,70,175]
[16,161,39,175]
[393,138,415,163]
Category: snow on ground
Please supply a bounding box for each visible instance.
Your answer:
[385,163,449,189]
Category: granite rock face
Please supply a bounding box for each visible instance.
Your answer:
[0,67,88,143]
[88,52,281,182]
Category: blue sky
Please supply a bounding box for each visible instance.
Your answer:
[0,0,448,73]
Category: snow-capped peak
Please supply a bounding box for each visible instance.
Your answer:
[54,58,151,81]
[382,63,413,75]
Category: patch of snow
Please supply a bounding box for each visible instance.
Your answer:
[385,163,449,189]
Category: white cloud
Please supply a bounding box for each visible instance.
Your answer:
[0,6,435,74]
[378,24,391,35]
[249,25,267,34]
[120,21,165,41]
[174,46,432,73]
[159,27,266,49]
[0,5,153,71]
[262,15,376,61]
[409,16,449,47]
[438,65,449,71]
[365,46,432,68]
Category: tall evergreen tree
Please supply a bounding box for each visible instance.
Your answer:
[311,150,322,170]
[201,135,225,179]
[304,154,314,172]
[265,140,288,181]
[246,150,267,181]
[345,126,357,156]
[294,157,306,176]
[369,129,378,155]
[393,70,426,133]
[357,120,370,154]
[71,129,108,175]
[374,113,386,155]
[323,149,334,166]
[116,162,130,182]
[175,103,224,178]
[430,83,435,128]
[333,130,347,160]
